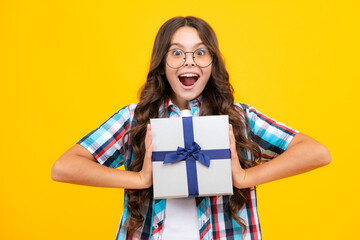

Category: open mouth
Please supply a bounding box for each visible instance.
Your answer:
[178,73,199,87]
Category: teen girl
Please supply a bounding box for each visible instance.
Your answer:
[51,16,331,240]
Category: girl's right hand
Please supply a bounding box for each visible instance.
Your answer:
[138,124,153,188]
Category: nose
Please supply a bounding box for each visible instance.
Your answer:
[184,52,195,67]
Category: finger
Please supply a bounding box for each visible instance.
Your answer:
[229,124,237,160]
[144,143,153,173]
[145,144,154,163]
[145,124,152,149]
[229,124,236,149]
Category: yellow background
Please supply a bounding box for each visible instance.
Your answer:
[1,0,359,239]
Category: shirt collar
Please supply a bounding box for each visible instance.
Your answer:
[163,95,202,117]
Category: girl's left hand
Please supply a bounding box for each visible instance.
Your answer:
[229,124,247,189]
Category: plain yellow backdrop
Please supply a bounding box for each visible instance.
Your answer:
[1,0,359,239]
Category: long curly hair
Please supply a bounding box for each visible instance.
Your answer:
[123,16,261,234]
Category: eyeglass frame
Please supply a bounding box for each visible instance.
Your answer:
[164,48,214,69]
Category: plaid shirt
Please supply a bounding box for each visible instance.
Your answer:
[77,97,298,240]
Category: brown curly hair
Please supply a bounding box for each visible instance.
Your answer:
[123,16,261,234]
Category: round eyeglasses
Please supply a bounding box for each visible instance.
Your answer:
[165,48,213,69]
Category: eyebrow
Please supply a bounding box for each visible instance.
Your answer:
[169,42,205,48]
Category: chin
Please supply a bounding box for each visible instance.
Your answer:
[182,92,200,101]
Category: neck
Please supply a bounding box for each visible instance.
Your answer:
[170,94,190,110]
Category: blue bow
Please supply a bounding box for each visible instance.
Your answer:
[163,141,211,167]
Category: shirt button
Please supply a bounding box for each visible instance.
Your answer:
[154,224,158,229]
[202,219,206,224]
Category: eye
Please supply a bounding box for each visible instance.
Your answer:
[195,48,208,56]
[170,49,183,56]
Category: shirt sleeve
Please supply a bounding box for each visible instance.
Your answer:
[76,105,134,168]
[237,103,299,159]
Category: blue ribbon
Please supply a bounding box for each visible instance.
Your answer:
[163,141,211,167]
[152,117,230,197]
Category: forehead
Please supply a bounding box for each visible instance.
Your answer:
[170,26,205,49]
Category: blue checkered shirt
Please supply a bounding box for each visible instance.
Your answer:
[77,97,298,240]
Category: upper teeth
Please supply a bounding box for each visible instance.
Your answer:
[179,73,198,77]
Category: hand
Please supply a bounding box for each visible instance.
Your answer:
[138,124,153,188]
[229,124,247,189]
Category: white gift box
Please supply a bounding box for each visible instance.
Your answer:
[150,115,233,199]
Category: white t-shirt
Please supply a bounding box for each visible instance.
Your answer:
[162,109,200,240]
